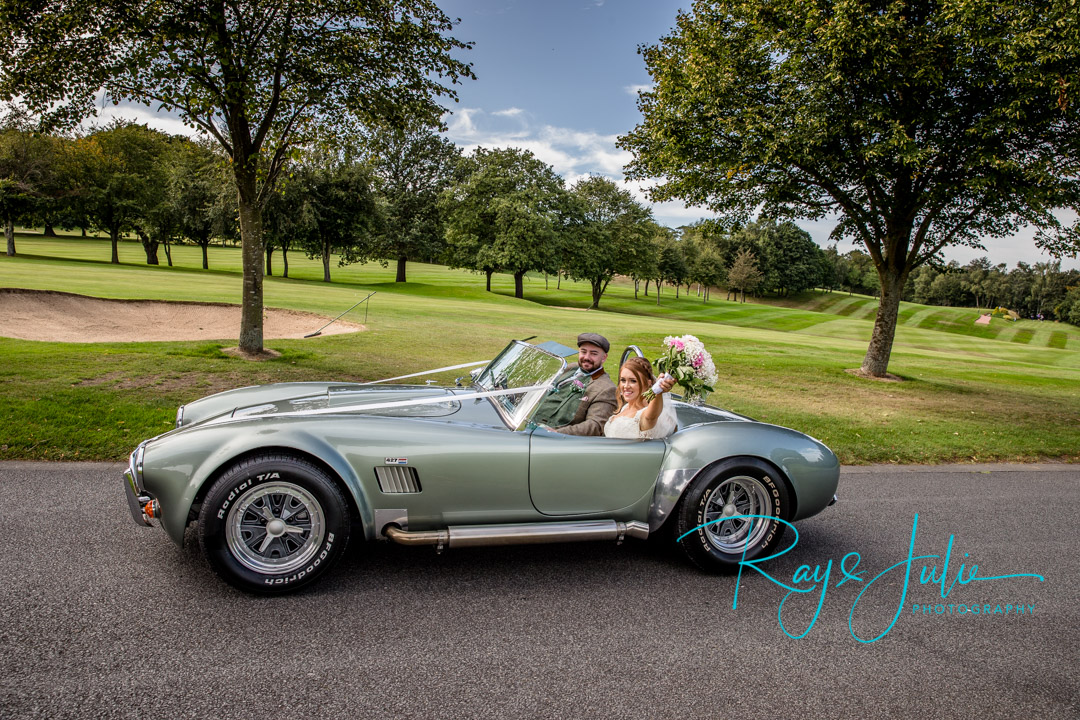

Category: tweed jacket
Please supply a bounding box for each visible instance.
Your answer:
[532,364,617,436]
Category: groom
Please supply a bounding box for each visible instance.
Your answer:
[532,333,617,436]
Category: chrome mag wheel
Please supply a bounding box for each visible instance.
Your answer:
[225,482,326,574]
[701,475,772,553]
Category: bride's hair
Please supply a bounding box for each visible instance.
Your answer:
[614,356,657,413]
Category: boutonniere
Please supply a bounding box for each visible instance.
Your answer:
[572,378,585,391]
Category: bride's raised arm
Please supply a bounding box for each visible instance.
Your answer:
[638,373,676,433]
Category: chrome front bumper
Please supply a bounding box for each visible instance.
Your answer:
[124,443,155,527]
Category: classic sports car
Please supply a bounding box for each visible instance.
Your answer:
[124,339,839,594]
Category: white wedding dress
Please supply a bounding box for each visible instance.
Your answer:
[603,395,678,439]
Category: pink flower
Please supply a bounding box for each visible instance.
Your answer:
[692,355,703,368]
[671,339,685,351]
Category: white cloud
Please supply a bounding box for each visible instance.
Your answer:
[444,107,482,139]
[442,106,714,228]
[80,95,200,138]
[624,84,652,96]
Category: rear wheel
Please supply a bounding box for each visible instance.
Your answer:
[198,454,350,594]
[674,458,789,572]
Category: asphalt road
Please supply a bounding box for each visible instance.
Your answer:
[1,462,1076,719]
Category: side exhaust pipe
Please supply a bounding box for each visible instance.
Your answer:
[384,519,649,552]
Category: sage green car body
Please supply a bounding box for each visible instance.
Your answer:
[126,341,839,551]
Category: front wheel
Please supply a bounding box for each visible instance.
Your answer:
[198,454,350,594]
[674,458,790,572]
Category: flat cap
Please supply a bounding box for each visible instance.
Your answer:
[577,332,609,353]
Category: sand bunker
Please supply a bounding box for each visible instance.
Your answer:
[0,289,365,343]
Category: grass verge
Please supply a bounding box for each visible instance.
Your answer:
[2,232,1078,464]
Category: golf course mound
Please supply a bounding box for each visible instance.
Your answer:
[0,288,365,342]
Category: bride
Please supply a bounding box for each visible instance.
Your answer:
[603,357,678,439]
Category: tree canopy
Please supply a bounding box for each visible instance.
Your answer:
[566,176,653,309]
[364,123,461,282]
[1,0,472,352]
[620,0,1080,376]
[442,147,567,298]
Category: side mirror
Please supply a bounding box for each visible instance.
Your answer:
[456,367,484,387]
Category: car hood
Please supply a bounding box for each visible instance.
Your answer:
[178,382,461,428]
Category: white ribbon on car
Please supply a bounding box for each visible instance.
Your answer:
[366,360,491,385]
[267,383,553,419]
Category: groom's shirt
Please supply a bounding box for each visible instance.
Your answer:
[532,364,617,436]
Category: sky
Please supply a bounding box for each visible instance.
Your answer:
[94,0,1078,270]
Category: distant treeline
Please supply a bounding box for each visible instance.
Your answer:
[3,120,1077,325]
[825,250,1080,324]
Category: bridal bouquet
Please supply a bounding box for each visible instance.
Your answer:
[644,334,718,404]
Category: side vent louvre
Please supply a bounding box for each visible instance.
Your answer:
[375,466,421,494]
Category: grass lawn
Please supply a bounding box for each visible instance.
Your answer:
[2,230,1078,465]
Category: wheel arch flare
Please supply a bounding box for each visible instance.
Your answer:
[647,422,839,532]
[141,421,374,546]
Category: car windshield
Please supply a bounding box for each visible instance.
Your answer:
[474,341,566,430]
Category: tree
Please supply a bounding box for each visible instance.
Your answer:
[755,222,823,297]
[692,245,726,302]
[2,1,472,353]
[131,131,182,266]
[654,234,688,305]
[726,247,762,302]
[263,166,312,279]
[75,121,164,264]
[442,147,566,298]
[0,120,58,256]
[620,0,1080,377]
[566,176,653,309]
[173,138,236,270]
[364,123,460,282]
[299,153,380,283]
[631,222,666,298]
[678,223,726,301]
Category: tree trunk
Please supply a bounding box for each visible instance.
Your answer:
[644,279,650,297]
[557,272,561,290]
[590,281,602,309]
[514,270,525,299]
[81,227,87,237]
[282,249,289,278]
[322,242,331,282]
[163,239,172,266]
[396,255,407,282]
[235,176,265,353]
[201,243,209,270]
[110,226,120,264]
[266,244,274,275]
[545,273,548,290]
[485,268,493,292]
[139,232,159,265]
[634,278,639,299]
[675,283,680,299]
[43,224,56,237]
[860,269,906,377]
[4,217,14,256]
